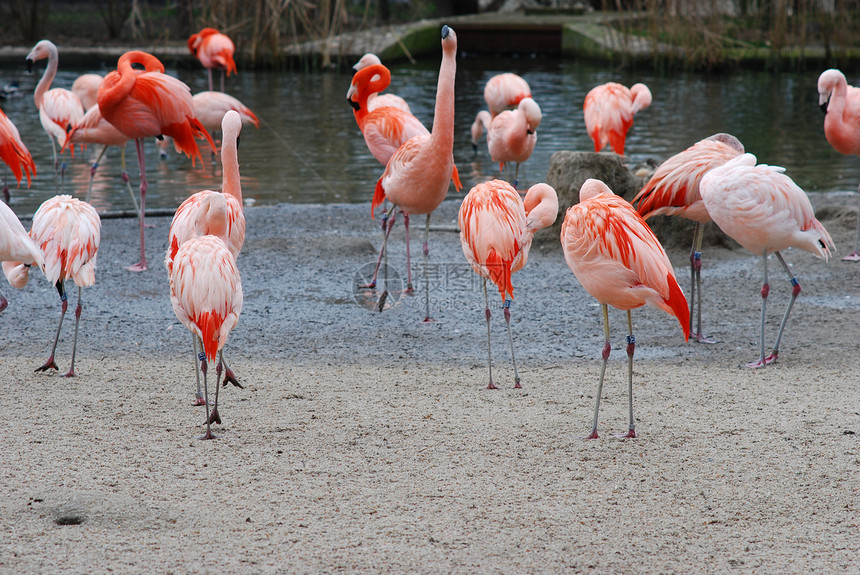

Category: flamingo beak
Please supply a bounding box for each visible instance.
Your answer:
[819,95,829,114]
[26,59,34,73]
[442,25,450,39]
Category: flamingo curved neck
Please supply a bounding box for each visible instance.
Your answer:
[430,44,456,148]
[33,47,59,111]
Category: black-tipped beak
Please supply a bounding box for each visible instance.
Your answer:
[527,129,534,135]
[442,25,450,39]
[348,98,360,111]
[820,101,828,115]
[26,59,33,73]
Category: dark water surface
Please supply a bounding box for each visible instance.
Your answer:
[1,54,856,217]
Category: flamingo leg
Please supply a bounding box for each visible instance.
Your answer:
[422,214,435,323]
[764,251,801,365]
[617,310,637,438]
[376,205,397,311]
[0,289,7,313]
[691,223,717,344]
[120,145,139,215]
[127,138,148,271]
[192,335,205,405]
[403,212,413,293]
[587,304,612,439]
[208,353,224,425]
[360,208,396,289]
[746,251,771,369]
[504,299,521,388]
[198,353,217,440]
[62,286,84,378]
[220,352,242,388]
[86,145,110,203]
[36,281,67,373]
[207,68,214,92]
[513,163,520,189]
[842,183,860,261]
[482,278,496,390]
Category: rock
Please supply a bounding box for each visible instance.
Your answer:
[545,150,643,238]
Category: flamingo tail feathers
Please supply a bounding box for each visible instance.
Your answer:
[371,177,386,219]
[197,311,223,363]
[664,272,690,342]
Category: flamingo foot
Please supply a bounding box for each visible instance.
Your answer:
[377,291,389,312]
[486,381,497,390]
[35,358,58,372]
[126,261,148,272]
[693,332,719,344]
[404,284,415,295]
[193,396,207,406]
[614,429,637,439]
[207,407,221,425]
[584,429,599,440]
[513,377,522,389]
[62,369,76,378]
[841,251,860,262]
[764,351,778,364]
[358,281,377,289]
[0,296,8,313]
[197,429,219,440]
[223,368,243,389]
[422,316,441,324]
[744,358,768,369]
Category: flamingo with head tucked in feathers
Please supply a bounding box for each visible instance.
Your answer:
[98,50,215,272]
[632,133,745,343]
[459,180,558,389]
[188,28,237,92]
[561,178,689,439]
[473,97,542,187]
[583,82,652,156]
[483,73,531,118]
[699,153,835,368]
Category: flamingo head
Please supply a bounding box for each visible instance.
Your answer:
[817,68,845,113]
[523,183,559,232]
[353,53,382,72]
[707,133,745,154]
[630,83,652,114]
[346,64,391,111]
[25,40,56,71]
[578,178,614,203]
[441,26,457,54]
[519,97,542,134]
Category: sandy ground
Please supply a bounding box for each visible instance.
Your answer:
[1,194,859,574]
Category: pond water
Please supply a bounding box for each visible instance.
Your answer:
[0,52,856,217]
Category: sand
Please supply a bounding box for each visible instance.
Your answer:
[1,196,858,574]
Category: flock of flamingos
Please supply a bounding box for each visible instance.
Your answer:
[0,25,858,439]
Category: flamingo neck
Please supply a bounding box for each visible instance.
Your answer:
[221,132,243,205]
[430,44,456,148]
[33,47,59,111]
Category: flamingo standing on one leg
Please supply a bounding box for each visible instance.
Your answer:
[169,196,242,440]
[0,201,44,312]
[0,107,37,202]
[98,50,215,272]
[166,110,245,406]
[352,54,411,113]
[817,68,860,261]
[373,25,462,322]
[483,73,531,118]
[631,133,745,343]
[484,97,541,187]
[459,180,558,389]
[561,179,690,439]
[700,153,835,368]
[583,82,652,156]
[25,40,85,190]
[29,195,101,377]
[188,28,237,93]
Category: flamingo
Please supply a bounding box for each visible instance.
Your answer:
[169,195,243,439]
[459,180,558,389]
[699,153,835,368]
[352,53,411,113]
[373,25,462,322]
[25,40,86,189]
[98,50,215,272]
[166,110,245,405]
[0,201,44,312]
[28,195,101,377]
[583,82,652,156]
[0,107,37,202]
[817,68,860,261]
[188,27,237,92]
[71,73,103,111]
[632,133,745,343]
[561,179,690,439]
[484,73,531,118]
[483,97,542,187]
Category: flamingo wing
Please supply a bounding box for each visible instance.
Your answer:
[30,195,101,287]
[0,110,36,186]
[583,83,633,154]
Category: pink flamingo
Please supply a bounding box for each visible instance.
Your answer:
[166,110,245,406]
[0,107,37,202]
[561,179,690,439]
[373,25,462,321]
[817,68,860,261]
[98,50,215,272]
[188,27,237,92]
[25,40,86,189]
[29,195,101,377]
[71,73,103,111]
[352,53,411,113]
[583,82,652,156]
[0,201,44,312]
[459,180,558,389]
[482,97,542,186]
[169,193,243,439]
[632,133,745,343]
[700,153,835,368]
[484,73,531,118]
